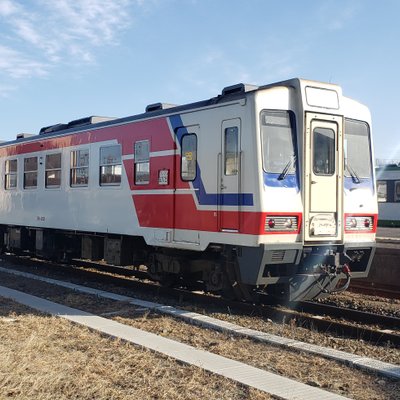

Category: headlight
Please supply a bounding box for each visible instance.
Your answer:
[265,215,299,232]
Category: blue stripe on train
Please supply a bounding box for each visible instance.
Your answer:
[169,114,254,206]
[263,173,299,189]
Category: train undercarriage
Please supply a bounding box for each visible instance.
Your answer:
[0,225,375,303]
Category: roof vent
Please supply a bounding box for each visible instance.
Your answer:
[67,116,115,129]
[16,133,34,140]
[145,103,178,113]
[221,83,258,96]
[39,123,68,135]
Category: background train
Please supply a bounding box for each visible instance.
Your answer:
[0,78,378,302]
[376,162,400,227]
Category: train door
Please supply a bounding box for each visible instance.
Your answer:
[219,119,241,232]
[173,125,200,244]
[304,113,343,242]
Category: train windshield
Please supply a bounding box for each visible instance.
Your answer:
[344,119,372,180]
[261,110,296,177]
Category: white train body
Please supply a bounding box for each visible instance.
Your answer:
[0,79,377,301]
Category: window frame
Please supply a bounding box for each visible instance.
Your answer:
[180,133,197,182]
[134,140,150,185]
[377,180,387,203]
[70,149,89,187]
[312,127,336,176]
[23,156,38,189]
[99,144,122,187]
[224,126,239,176]
[5,159,18,190]
[395,181,400,202]
[260,110,297,175]
[344,119,373,180]
[45,152,62,189]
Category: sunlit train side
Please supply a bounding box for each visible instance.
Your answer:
[0,78,377,301]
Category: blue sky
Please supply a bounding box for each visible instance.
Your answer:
[0,0,399,161]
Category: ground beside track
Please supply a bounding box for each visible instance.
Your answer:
[377,227,400,239]
[0,298,273,400]
[0,265,399,400]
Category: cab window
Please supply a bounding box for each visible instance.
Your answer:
[344,119,372,179]
[261,110,296,175]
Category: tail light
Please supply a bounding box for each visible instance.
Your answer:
[265,215,299,233]
[345,215,374,232]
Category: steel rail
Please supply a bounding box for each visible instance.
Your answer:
[1,254,399,346]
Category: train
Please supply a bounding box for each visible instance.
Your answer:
[0,78,378,302]
[376,162,400,227]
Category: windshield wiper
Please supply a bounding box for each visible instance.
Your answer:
[278,155,296,180]
[345,163,361,184]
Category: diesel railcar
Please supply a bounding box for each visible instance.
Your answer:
[0,78,377,301]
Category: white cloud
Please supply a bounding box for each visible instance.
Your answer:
[42,0,132,46]
[0,0,19,17]
[0,45,49,79]
[0,0,136,87]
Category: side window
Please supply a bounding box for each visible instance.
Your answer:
[45,153,62,188]
[377,180,387,202]
[70,149,89,187]
[24,157,38,189]
[395,181,400,202]
[5,159,17,190]
[100,145,122,186]
[224,127,239,176]
[181,134,197,181]
[134,140,150,185]
[313,127,335,175]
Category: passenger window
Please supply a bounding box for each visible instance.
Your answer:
[181,134,197,181]
[313,128,335,175]
[377,181,387,202]
[70,149,89,187]
[5,159,17,190]
[395,181,400,202]
[45,153,62,188]
[134,140,150,185]
[100,145,122,186]
[224,127,239,176]
[24,157,38,189]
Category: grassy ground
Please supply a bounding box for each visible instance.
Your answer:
[0,267,399,400]
[0,298,272,400]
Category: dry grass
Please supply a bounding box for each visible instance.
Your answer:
[114,312,400,400]
[0,269,399,400]
[0,298,272,400]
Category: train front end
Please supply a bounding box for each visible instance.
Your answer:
[237,79,377,301]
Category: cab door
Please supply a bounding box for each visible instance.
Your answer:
[219,119,241,232]
[304,113,343,242]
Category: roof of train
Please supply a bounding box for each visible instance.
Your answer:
[0,78,334,148]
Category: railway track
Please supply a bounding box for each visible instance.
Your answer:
[348,281,399,300]
[1,253,399,346]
